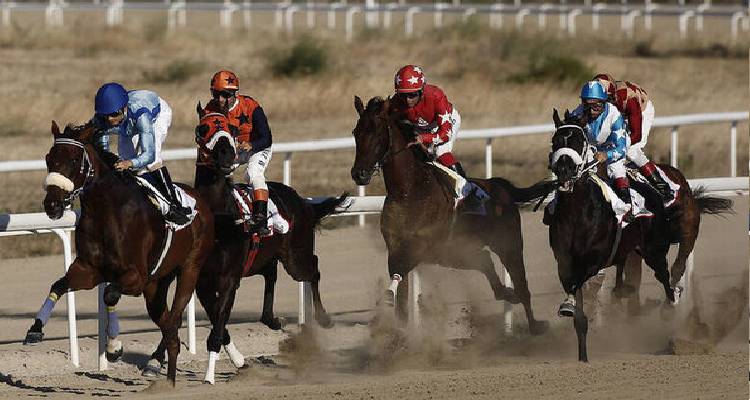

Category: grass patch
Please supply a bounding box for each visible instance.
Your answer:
[510,52,594,86]
[268,35,329,77]
[142,60,203,84]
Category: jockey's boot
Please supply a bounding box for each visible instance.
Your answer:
[251,189,272,236]
[645,170,674,202]
[449,162,467,178]
[615,185,636,224]
[160,168,191,225]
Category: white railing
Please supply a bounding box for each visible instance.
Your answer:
[1,176,746,370]
[2,1,748,40]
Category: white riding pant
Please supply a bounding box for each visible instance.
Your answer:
[607,159,627,180]
[245,147,272,192]
[626,100,655,168]
[433,108,461,158]
[121,98,172,174]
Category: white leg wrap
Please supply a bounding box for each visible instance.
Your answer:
[204,351,219,385]
[106,338,122,353]
[223,341,245,368]
[388,274,402,293]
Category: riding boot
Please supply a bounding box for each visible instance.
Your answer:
[615,184,636,224]
[642,167,674,201]
[449,162,467,178]
[251,189,272,236]
[542,203,554,226]
[157,168,191,225]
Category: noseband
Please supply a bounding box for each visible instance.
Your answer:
[550,124,598,189]
[45,137,95,205]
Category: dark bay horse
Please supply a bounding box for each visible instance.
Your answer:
[143,110,347,384]
[25,122,214,385]
[350,96,554,334]
[548,109,733,361]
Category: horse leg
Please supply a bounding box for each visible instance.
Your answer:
[309,256,334,328]
[259,260,283,330]
[141,278,172,378]
[25,260,102,344]
[573,288,589,362]
[205,275,241,384]
[623,253,644,316]
[102,283,123,362]
[490,224,548,335]
[669,233,697,304]
[643,247,676,305]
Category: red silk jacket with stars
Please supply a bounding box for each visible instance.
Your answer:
[610,81,650,145]
[204,95,272,153]
[391,84,454,145]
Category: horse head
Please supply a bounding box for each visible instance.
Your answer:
[549,109,592,192]
[195,103,237,176]
[350,95,391,186]
[43,121,97,219]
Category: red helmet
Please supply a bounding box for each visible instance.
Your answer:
[394,65,425,93]
[211,70,239,92]
[593,73,615,98]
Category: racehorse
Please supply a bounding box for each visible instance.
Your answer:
[548,109,733,361]
[350,96,554,334]
[25,122,214,385]
[142,109,347,384]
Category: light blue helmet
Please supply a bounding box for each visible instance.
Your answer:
[580,80,608,101]
[95,82,128,115]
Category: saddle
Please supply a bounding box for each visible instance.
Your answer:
[428,162,490,215]
[231,184,290,236]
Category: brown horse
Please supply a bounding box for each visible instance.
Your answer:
[24,122,214,385]
[142,110,347,384]
[350,96,554,334]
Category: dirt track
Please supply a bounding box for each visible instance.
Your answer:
[0,196,747,399]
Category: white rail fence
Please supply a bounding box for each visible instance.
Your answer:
[1,1,748,41]
[1,176,747,370]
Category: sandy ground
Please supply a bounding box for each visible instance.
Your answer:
[0,196,747,399]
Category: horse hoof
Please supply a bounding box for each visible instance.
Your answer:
[529,320,550,335]
[381,290,395,307]
[23,331,44,345]
[315,313,334,329]
[141,359,163,377]
[612,284,636,299]
[260,316,283,331]
[106,347,123,363]
[495,288,520,304]
[557,303,575,318]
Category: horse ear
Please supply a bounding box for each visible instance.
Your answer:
[51,120,60,137]
[564,109,571,121]
[354,96,365,116]
[381,97,390,116]
[552,109,562,128]
[196,102,206,119]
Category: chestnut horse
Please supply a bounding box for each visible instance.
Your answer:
[24,122,214,385]
[548,109,733,361]
[142,110,347,384]
[350,96,554,334]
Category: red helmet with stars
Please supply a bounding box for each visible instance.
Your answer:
[211,70,240,92]
[394,65,425,93]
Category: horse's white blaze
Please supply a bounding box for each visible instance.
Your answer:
[550,147,584,167]
[44,172,75,192]
[223,342,245,368]
[204,351,219,384]
[388,273,402,294]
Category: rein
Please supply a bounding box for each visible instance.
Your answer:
[50,137,95,205]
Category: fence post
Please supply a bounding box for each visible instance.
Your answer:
[285,5,299,36]
[404,6,418,37]
[283,152,292,185]
[489,3,503,29]
[1,2,13,27]
[358,185,366,226]
[515,8,529,30]
[538,3,552,29]
[434,2,445,28]
[485,138,493,178]
[462,7,476,22]
[306,0,315,28]
[52,229,79,368]
[730,121,737,177]
[592,3,606,31]
[567,8,581,36]
[383,2,397,29]
[670,126,679,168]
[696,1,710,31]
[345,6,360,42]
[243,0,251,29]
[298,282,312,325]
[644,2,658,31]
[679,10,694,40]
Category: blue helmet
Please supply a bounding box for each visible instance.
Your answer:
[580,80,608,101]
[95,82,128,115]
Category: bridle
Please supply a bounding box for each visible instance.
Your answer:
[550,124,599,190]
[46,137,95,206]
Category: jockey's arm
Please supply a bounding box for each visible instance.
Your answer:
[129,113,156,169]
[623,97,643,145]
[604,116,628,162]
[419,95,453,146]
[249,106,272,153]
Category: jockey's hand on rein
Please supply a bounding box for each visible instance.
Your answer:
[238,141,252,152]
[114,159,133,171]
[594,152,608,163]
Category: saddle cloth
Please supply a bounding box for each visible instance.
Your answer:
[231,184,290,235]
[133,176,197,231]
[589,174,652,228]
[428,161,491,214]
[628,165,681,208]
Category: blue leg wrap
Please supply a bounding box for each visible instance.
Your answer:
[107,307,120,338]
[35,294,59,325]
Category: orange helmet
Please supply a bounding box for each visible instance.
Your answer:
[593,73,615,98]
[211,70,239,92]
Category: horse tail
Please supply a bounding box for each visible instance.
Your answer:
[309,192,349,227]
[489,177,556,205]
[692,187,735,216]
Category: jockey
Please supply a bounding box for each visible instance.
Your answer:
[571,80,637,222]
[204,70,273,236]
[594,73,673,201]
[390,65,466,178]
[91,82,190,225]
